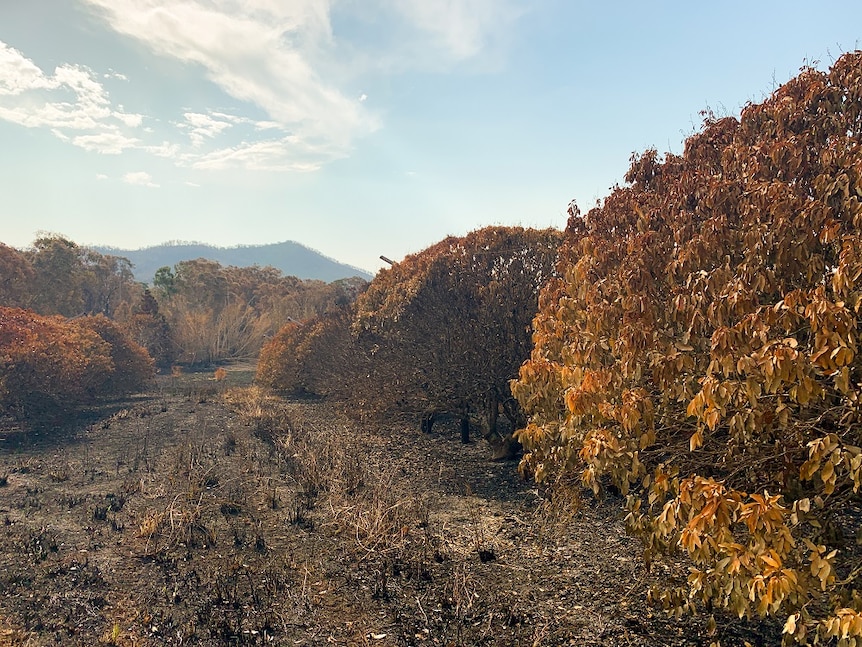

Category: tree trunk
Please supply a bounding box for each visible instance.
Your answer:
[485,388,499,441]
[420,412,436,434]
[460,415,470,444]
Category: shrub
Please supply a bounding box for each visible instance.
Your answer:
[257,308,356,397]
[76,314,154,395]
[1,307,113,417]
[257,321,306,393]
[0,307,152,419]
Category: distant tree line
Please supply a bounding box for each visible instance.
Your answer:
[145,258,366,366]
[0,235,368,420]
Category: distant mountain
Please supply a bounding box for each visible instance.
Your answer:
[97,241,374,284]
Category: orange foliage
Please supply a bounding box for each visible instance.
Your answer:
[512,53,862,641]
[76,314,154,395]
[0,307,152,420]
[257,309,356,397]
[257,321,305,393]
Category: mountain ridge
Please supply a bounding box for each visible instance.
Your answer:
[96,241,374,284]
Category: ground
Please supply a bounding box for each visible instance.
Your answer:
[0,366,782,646]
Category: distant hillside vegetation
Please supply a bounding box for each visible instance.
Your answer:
[97,241,374,284]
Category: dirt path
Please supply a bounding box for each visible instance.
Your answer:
[0,370,780,646]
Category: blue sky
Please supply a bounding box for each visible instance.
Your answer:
[1,1,860,274]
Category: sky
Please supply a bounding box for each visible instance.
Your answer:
[1,2,861,275]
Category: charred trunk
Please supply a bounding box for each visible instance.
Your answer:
[420,412,436,434]
[460,415,470,444]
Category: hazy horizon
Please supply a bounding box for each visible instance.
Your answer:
[96,239,372,271]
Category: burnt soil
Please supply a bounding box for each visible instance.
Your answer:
[0,366,782,646]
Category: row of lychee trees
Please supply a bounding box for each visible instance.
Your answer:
[260,52,862,645]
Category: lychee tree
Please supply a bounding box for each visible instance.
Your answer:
[512,53,862,643]
[354,226,562,440]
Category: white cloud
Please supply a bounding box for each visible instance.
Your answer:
[143,141,182,158]
[254,120,284,131]
[81,0,377,167]
[1,1,523,173]
[347,0,527,73]
[0,41,144,154]
[209,111,251,124]
[388,0,523,61]
[116,112,143,128]
[73,132,141,154]
[96,173,109,180]
[0,42,48,95]
[123,171,159,187]
[180,111,234,146]
[191,135,339,172]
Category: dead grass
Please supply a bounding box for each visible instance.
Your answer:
[0,620,36,647]
[0,374,785,646]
